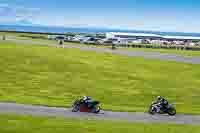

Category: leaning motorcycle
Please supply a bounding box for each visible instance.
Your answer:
[72,99,101,113]
[148,102,176,116]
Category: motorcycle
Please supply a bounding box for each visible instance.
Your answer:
[72,99,101,113]
[148,102,176,116]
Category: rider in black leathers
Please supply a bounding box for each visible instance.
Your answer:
[156,96,169,111]
[81,96,93,108]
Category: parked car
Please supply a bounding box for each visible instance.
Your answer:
[55,36,65,41]
[96,38,116,45]
[64,36,73,41]
[81,37,101,44]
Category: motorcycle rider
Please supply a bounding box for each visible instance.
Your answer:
[156,96,169,111]
[82,96,93,108]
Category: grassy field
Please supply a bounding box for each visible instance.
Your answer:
[0,114,200,133]
[0,31,53,43]
[14,36,57,44]
[0,31,48,38]
[0,41,200,114]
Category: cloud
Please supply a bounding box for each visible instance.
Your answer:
[0,3,40,24]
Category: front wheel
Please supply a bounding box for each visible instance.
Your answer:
[167,108,176,116]
[72,104,79,112]
[72,100,80,112]
[92,106,101,113]
[148,106,156,115]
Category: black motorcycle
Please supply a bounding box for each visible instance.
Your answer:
[149,102,176,116]
[72,99,101,113]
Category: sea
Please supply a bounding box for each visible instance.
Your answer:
[1,24,200,37]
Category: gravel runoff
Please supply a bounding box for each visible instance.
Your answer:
[0,103,200,125]
[5,37,200,64]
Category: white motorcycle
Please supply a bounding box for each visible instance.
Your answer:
[149,102,176,116]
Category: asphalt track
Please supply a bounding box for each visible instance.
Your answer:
[5,37,200,64]
[0,102,200,125]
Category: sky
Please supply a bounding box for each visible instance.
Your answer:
[0,0,200,33]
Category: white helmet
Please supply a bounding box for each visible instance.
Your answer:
[83,96,87,100]
[157,96,163,101]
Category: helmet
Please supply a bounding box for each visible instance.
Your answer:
[157,96,163,101]
[83,96,87,100]
[83,96,91,101]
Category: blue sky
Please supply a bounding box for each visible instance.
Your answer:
[0,0,200,33]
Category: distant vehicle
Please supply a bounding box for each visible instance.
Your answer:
[96,38,116,45]
[71,37,80,42]
[55,36,65,40]
[64,36,72,41]
[70,35,85,42]
[112,38,128,45]
[113,38,142,45]
[81,37,101,44]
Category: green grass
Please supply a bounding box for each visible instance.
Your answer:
[0,41,200,114]
[0,31,48,37]
[15,36,57,43]
[1,114,200,133]
[0,31,52,43]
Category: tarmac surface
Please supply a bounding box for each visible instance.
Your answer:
[0,103,200,125]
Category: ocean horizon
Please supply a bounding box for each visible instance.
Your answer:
[1,24,200,37]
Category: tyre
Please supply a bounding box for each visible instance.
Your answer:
[72,100,80,112]
[95,106,101,113]
[92,106,101,114]
[72,104,79,112]
[148,106,156,115]
[167,108,176,116]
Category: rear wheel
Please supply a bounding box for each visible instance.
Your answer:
[167,108,176,116]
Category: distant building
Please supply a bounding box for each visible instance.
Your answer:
[106,32,200,46]
[106,32,163,40]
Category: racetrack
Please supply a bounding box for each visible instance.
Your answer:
[5,37,200,64]
[0,102,200,125]
[1,38,200,125]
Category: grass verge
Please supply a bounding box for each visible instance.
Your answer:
[0,114,200,133]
